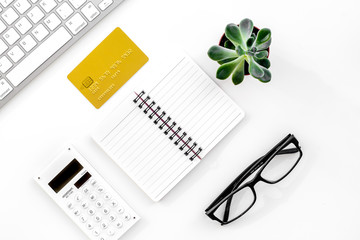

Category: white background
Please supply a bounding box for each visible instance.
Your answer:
[1,0,360,239]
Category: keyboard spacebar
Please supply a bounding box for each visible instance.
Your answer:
[7,27,72,87]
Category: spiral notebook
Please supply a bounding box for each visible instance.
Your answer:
[93,53,244,201]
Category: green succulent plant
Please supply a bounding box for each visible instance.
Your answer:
[208,18,272,85]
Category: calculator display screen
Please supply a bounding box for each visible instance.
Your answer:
[48,159,83,193]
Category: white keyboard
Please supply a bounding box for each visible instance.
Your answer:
[35,145,140,240]
[0,0,123,108]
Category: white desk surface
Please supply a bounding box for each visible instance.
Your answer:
[1,0,359,239]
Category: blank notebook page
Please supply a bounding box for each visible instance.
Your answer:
[93,53,244,201]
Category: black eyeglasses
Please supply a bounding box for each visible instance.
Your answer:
[205,134,303,225]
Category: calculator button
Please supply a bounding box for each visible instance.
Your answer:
[90,179,97,186]
[114,220,123,228]
[104,193,112,200]
[97,186,104,193]
[95,200,103,208]
[88,208,95,216]
[80,216,88,223]
[86,222,94,230]
[93,228,101,236]
[124,213,131,221]
[107,228,115,236]
[109,213,117,222]
[102,207,110,215]
[110,200,118,207]
[83,186,90,194]
[74,194,82,202]
[89,194,97,201]
[116,207,124,214]
[67,202,74,209]
[94,214,102,222]
[100,221,109,229]
[81,201,89,209]
[73,209,81,216]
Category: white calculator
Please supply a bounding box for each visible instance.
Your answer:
[35,146,140,240]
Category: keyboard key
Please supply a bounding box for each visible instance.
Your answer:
[2,7,19,25]
[94,214,102,222]
[124,213,131,221]
[3,28,20,45]
[89,193,97,201]
[0,79,13,100]
[116,206,124,214]
[15,17,32,34]
[95,200,103,208]
[19,35,36,52]
[0,0,14,8]
[86,222,94,230]
[90,179,97,186]
[30,0,38,3]
[65,13,87,35]
[80,215,88,223]
[87,207,95,216]
[98,0,112,11]
[74,194,82,202]
[44,13,61,30]
[82,186,90,194]
[0,39,8,54]
[67,202,74,209]
[107,229,115,236]
[102,207,110,215]
[8,45,24,62]
[108,213,116,222]
[7,27,72,86]
[99,236,108,240]
[104,193,111,200]
[110,200,118,207]
[96,186,104,193]
[0,20,5,33]
[81,2,99,22]
[81,201,89,209]
[32,24,49,41]
[14,0,31,14]
[73,209,81,216]
[69,0,85,9]
[114,220,123,229]
[100,221,109,229]
[56,2,73,20]
[39,0,57,13]
[27,6,44,23]
[93,228,101,236]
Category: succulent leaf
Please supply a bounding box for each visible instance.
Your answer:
[257,68,271,82]
[249,57,265,78]
[254,58,271,69]
[239,18,254,42]
[225,23,246,50]
[232,59,245,85]
[217,57,238,65]
[216,57,242,80]
[224,40,235,50]
[235,46,245,56]
[246,37,255,48]
[255,28,272,50]
[208,45,239,61]
[254,50,268,59]
[256,38,272,51]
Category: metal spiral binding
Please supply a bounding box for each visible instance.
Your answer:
[133,91,202,161]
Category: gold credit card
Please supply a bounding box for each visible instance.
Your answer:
[68,27,148,108]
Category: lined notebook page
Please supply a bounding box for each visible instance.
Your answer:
[93,54,244,201]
